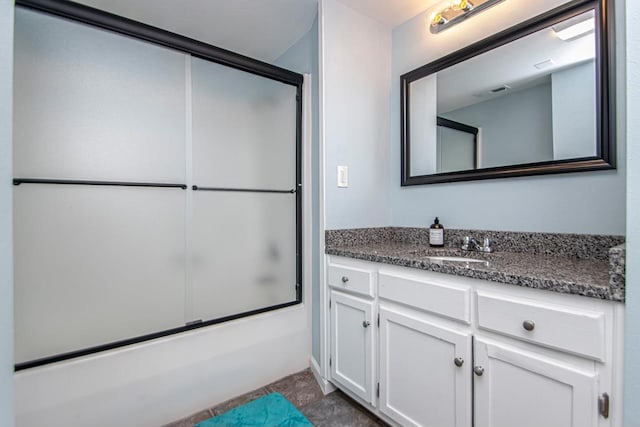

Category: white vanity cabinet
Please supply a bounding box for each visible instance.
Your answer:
[472,290,608,427]
[378,305,472,427]
[327,259,377,405]
[325,255,623,427]
[329,290,375,404]
[473,338,599,427]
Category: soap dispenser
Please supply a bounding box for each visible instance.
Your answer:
[429,217,444,247]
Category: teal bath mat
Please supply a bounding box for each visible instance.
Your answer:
[195,392,313,427]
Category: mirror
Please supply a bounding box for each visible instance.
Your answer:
[401,0,615,185]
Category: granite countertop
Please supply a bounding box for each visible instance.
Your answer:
[325,228,626,302]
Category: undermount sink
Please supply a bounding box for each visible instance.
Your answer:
[403,249,490,263]
[427,256,486,263]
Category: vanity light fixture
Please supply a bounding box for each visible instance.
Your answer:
[552,17,595,41]
[430,0,505,34]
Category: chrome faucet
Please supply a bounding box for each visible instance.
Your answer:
[461,236,494,253]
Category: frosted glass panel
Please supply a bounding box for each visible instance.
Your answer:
[13,185,186,363]
[13,9,186,182]
[192,57,297,189]
[192,192,297,320]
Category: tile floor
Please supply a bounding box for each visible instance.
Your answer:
[164,368,386,427]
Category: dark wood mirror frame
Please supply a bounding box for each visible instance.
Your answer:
[400,0,615,186]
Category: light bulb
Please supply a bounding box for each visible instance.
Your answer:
[459,0,474,12]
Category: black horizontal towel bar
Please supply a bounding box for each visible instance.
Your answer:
[192,185,296,194]
[13,178,187,189]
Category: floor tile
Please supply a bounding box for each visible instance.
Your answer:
[163,369,387,427]
[210,386,269,415]
[162,409,213,427]
[301,391,385,427]
[265,368,325,408]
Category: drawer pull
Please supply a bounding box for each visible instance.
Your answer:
[454,357,464,367]
[522,320,536,331]
[341,276,349,284]
[362,320,371,328]
[473,366,484,376]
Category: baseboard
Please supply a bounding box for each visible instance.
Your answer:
[309,356,336,395]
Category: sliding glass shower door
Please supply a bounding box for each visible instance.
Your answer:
[190,58,299,322]
[13,8,189,364]
[12,6,302,368]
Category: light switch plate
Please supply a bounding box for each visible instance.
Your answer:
[337,165,348,187]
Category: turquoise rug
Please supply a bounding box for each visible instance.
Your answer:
[195,392,313,427]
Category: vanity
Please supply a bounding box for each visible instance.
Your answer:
[321,0,625,425]
[323,228,625,427]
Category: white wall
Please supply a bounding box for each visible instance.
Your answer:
[0,0,14,426]
[321,0,391,229]
[624,0,640,422]
[409,74,438,175]
[389,0,626,235]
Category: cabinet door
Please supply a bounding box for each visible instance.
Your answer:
[474,338,599,427]
[330,290,375,404]
[379,306,472,427]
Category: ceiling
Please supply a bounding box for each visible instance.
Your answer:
[72,0,443,63]
[436,14,596,113]
[335,0,440,27]
[73,0,319,62]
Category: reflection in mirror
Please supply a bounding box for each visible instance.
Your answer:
[441,10,595,168]
[437,118,478,173]
[402,1,614,185]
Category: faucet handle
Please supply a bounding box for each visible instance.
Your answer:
[461,236,471,251]
[482,238,494,253]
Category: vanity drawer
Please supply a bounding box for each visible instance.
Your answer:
[378,271,471,323]
[476,291,606,361]
[327,262,375,297]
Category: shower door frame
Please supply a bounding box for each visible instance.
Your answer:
[14,0,304,371]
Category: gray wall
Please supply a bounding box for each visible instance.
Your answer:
[0,0,14,425]
[625,0,640,423]
[552,60,597,160]
[442,82,553,168]
[274,17,321,362]
[388,1,626,235]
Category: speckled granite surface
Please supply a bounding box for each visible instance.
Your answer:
[326,227,626,302]
[609,244,626,301]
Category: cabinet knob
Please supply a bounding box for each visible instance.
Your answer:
[473,366,485,376]
[454,357,464,367]
[341,276,349,284]
[522,320,535,331]
[362,320,370,328]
